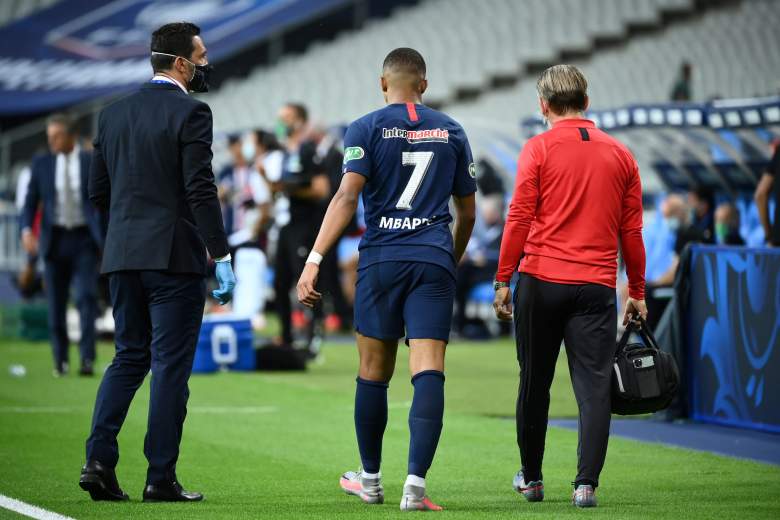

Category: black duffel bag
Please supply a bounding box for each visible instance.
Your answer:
[611,318,679,415]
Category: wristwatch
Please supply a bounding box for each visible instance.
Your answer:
[493,280,510,290]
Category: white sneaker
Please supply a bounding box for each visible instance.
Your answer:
[339,470,384,504]
[512,471,544,502]
[572,485,597,507]
[400,484,443,512]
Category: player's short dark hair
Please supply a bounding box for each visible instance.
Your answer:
[150,22,201,73]
[46,112,78,135]
[227,133,241,146]
[382,47,426,78]
[284,103,308,123]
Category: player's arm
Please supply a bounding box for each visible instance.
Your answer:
[620,161,648,325]
[451,132,478,264]
[493,140,541,321]
[452,193,476,264]
[297,172,366,308]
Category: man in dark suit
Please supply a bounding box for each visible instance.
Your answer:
[79,22,235,503]
[21,113,103,376]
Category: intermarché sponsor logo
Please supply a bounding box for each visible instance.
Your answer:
[382,127,449,144]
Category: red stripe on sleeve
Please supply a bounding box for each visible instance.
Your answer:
[406,102,419,122]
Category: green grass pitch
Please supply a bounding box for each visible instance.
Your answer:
[1,338,779,519]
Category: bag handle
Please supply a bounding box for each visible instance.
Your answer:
[615,318,660,356]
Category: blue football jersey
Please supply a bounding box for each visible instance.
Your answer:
[342,102,477,275]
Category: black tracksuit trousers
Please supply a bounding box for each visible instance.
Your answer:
[513,273,616,488]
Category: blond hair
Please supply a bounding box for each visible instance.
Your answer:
[536,64,588,115]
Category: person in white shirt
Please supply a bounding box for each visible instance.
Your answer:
[218,131,277,328]
[20,113,104,376]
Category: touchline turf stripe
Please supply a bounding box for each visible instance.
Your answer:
[0,494,76,520]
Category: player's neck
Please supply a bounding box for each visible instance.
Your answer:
[385,90,422,105]
[546,111,585,125]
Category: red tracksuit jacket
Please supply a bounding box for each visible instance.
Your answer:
[496,118,646,300]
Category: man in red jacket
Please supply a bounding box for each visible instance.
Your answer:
[493,64,647,508]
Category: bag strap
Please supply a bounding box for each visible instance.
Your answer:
[635,318,661,351]
[615,318,660,356]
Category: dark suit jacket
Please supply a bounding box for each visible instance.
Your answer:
[89,82,229,275]
[21,150,104,258]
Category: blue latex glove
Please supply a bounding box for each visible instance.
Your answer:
[212,259,236,305]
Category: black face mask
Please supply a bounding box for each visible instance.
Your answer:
[188,62,212,93]
[151,52,212,93]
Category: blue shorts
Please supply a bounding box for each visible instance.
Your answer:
[354,261,455,342]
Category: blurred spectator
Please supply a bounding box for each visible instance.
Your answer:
[670,61,693,102]
[221,130,277,330]
[269,103,330,350]
[649,194,694,286]
[687,185,715,242]
[475,157,506,197]
[714,202,745,246]
[218,133,272,242]
[646,193,706,328]
[310,124,352,331]
[14,165,43,298]
[15,166,32,212]
[454,194,504,334]
[217,134,244,235]
[255,129,288,232]
[20,113,103,377]
[755,142,779,247]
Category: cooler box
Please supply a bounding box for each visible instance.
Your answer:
[193,314,255,373]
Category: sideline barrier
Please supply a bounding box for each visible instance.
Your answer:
[686,245,780,433]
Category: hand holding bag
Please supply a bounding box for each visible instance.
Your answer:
[611,318,680,415]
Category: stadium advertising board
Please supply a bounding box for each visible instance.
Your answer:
[0,0,348,115]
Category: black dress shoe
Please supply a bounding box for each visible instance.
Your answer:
[79,362,94,377]
[143,480,203,502]
[79,460,129,501]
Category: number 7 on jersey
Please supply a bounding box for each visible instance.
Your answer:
[395,151,434,210]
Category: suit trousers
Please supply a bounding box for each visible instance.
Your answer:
[513,273,616,487]
[43,226,98,368]
[85,270,205,485]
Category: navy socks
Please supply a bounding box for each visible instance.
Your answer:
[354,371,445,478]
[354,377,388,474]
[407,370,445,478]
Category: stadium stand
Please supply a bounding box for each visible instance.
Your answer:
[202,0,702,131]
[447,0,780,129]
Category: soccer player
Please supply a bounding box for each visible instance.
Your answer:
[296,47,476,511]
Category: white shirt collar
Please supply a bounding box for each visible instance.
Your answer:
[152,74,188,94]
[60,144,80,161]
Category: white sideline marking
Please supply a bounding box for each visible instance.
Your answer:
[190,406,278,414]
[0,407,79,414]
[0,405,278,415]
[0,494,76,520]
